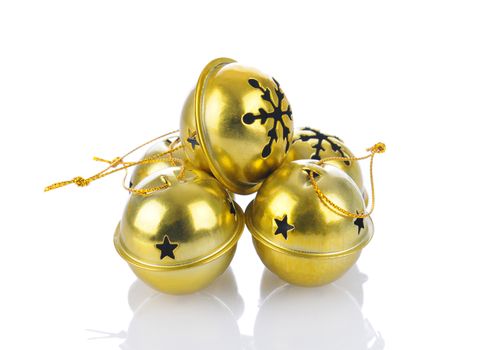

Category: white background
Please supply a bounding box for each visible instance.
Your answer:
[1,1,478,349]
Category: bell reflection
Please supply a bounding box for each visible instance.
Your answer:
[122,268,244,350]
[255,266,384,350]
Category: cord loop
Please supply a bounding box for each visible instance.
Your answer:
[45,130,184,196]
[309,142,386,219]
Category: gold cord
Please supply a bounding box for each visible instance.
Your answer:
[44,130,185,195]
[309,142,386,219]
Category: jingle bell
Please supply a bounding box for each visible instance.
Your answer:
[114,166,244,294]
[246,160,373,286]
[180,57,294,194]
[287,127,368,203]
[129,132,186,188]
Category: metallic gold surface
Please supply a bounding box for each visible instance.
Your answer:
[129,132,186,188]
[180,57,294,194]
[286,127,369,204]
[246,160,373,286]
[114,166,244,294]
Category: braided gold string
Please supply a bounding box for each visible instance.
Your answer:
[44,130,185,195]
[308,142,386,219]
[96,155,185,195]
[156,134,181,167]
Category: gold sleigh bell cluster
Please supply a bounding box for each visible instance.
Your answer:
[46,57,386,294]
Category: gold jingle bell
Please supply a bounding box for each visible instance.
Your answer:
[245,160,373,286]
[180,57,294,194]
[286,127,368,204]
[114,166,244,294]
[129,132,186,188]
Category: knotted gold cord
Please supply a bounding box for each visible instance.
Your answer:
[44,130,185,196]
[308,142,386,219]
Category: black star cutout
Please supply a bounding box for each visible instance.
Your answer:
[155,235,179,260]
[229,200,236,216]
[225,195,237,218]
[187,129,200,150]
[274,215,295,240]
[353,212,365,235]
[303,168,320,179]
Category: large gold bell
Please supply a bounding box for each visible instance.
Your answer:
[129,131,186,188]
[180,57,294,194]
[246,160,373,286]
[114,166,244,294]
[286,127,368,203]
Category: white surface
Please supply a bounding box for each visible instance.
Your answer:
[1,1,478,349]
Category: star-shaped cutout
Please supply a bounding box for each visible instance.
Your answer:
[155,235,179,259]
[353,212,365,235]
[187,129,200,150]
[274,215,295,240]
[303,168,320,179]
[228,199,236,217]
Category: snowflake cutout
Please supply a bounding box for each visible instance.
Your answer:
[295,127,350,165]
[242,78,293,157]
